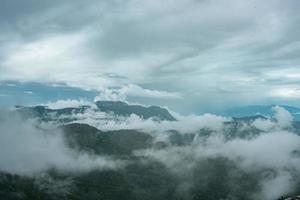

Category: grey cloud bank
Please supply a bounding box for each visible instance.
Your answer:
[1,0,300,112]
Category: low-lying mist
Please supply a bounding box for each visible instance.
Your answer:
[1,105,300,200]
[0,112,121,176]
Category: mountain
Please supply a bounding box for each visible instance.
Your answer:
[278,195,300,200]
[15,105,89,122]
[61,123,154,156]
[2,103,300,200]
[15,101,176,122]
[95,101,176,121]
[232,114,268,122]
[225,105,300,121]
[1,123,300,199]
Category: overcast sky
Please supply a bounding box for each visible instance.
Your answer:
[1,0,300,113]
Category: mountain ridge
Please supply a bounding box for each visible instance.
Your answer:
[15,100,176,121]
[225,104,300,121]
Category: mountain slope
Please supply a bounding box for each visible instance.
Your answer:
[15,101,176,122]
[61,123,154,156]
[225,105,300,121]
[95,101,176,121]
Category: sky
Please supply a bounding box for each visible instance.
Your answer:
[1,0,300,113]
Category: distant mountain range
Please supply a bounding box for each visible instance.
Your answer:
[15,101,300,122]
[1,101,300,200]
[13,101,300,137]
[15,100,176,122]
[225,105,300,121]
[95,101,176,121]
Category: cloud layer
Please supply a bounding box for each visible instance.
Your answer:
[1,103,300,199]
[1,0,300,112]
[0,112,121,176]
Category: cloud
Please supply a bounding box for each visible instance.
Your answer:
[250,106,293,131]
[272,106,293,128]
[94,84,182,101]
[1,102,300,199]
[135,130,300,200]
[0,112,122,176]
[270,87,300,98]
[121,84,182,99]
[48,104,292,137]
[1,0,300,111]
[209,131,300,169]
[129,107,300,199]
[24,90,34,95]
[45,99,95,109]
[251,118,276,131]
[260,170,296,200]
[62,107,229,133]
[204,131,300,200]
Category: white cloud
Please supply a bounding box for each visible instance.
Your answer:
[0,114,122,176]
[24,90,34,95]
[202,131,300,200]
[136,129,300,200]
[270,87,300,98]
[1,0,300,111]
[1,100,300,198]
[94,84,182,101]
[94,88,127,101]
[251,118,275,131]
[6,83,17,87]
[208,131,300,169]
[121,84,182,99]
[251,106,293,131]
[45,99,95,109]
[260,171,295,200]
[272,106,293,128]
[65,107,230,133]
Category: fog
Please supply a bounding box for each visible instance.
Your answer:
[1,105,299,199]
[0,112,121,176]
[38,104,300,199]
[56,107,229,134]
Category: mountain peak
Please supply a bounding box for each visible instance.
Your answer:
[95,100,176,121]
[15,101,176,121]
